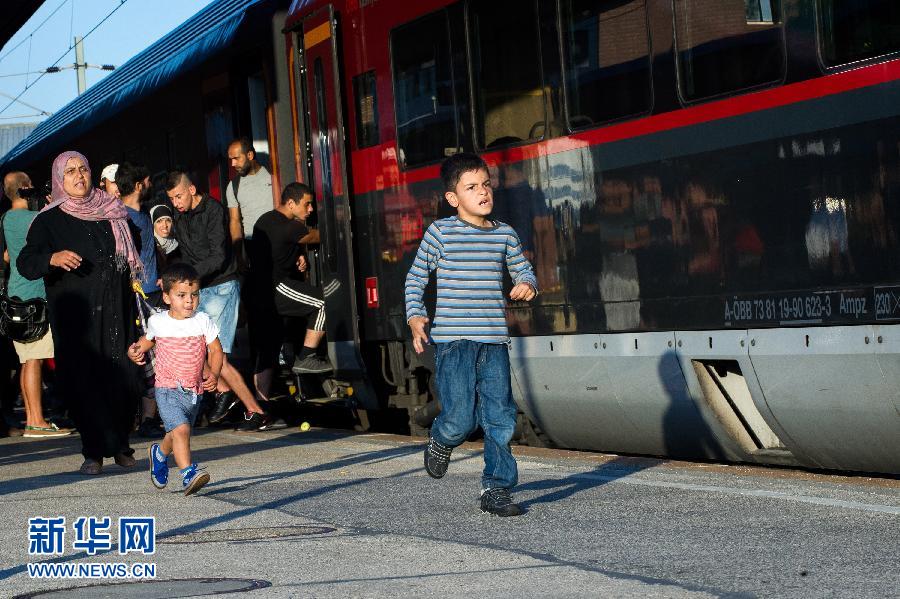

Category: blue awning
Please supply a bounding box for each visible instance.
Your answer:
[0,0,269,169]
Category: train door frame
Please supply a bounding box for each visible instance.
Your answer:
[291,5,377,411]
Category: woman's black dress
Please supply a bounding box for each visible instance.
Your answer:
[18,207,140,460]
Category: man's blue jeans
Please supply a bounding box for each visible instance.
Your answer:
[432,340,518,490]
[199,279,240,353]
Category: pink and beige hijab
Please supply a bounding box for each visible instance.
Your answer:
[42,150,143,278]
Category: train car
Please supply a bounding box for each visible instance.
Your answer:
[281,0,900,475]
[3,0,898,474]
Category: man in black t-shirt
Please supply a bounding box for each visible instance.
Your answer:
[250,182,331,399]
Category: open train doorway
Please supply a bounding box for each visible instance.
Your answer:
[291,4,377,419]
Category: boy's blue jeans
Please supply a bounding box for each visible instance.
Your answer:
[431,340,518,490]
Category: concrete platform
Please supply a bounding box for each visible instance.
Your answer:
[0,427,898,597]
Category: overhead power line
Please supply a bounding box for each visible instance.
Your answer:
[46,64,116,73]
[0,91,49,116]
[0,64,115,79]
[69,0,75,46]
[0,113,44,120]
[0,70,48,79]
[0,0,70,67]
[0,0,129,117]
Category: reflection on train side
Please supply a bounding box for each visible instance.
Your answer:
[373,116,900,337]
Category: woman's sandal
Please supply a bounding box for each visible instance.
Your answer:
[114,452,136,468]
[79,458,102,475]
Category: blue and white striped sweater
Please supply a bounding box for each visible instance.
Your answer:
[404,216,537,344]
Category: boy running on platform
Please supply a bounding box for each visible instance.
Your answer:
[127,263,222,496]
[405,153,538,517]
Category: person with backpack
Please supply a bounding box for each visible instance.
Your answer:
[1,171,72,438]
[224,137,279,408]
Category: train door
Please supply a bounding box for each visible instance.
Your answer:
[297,6,370,393]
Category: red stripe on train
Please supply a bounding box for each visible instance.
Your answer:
[350,57,900,195]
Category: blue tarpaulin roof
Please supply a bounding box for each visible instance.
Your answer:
[0,0,268,169]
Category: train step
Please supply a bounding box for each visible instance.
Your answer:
[295,396,349,406]
[289,376,355,404]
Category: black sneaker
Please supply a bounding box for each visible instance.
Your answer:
[234,411,271,432]
[208,391,239,424]
[256,415,279,431]
[292,355,333,374]
[480,488,522,517]
[423,436,453,479]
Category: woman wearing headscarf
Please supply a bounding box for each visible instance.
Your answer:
[150,203,181,272]
[18,151,144,474]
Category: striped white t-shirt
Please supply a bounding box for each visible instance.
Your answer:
[405,216,537,344]
[145,311,219,393]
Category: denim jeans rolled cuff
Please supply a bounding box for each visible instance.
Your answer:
[432,339,519,490]
[199,279,240,353]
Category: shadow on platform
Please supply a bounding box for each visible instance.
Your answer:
[516,456,657,511]
[0,428,367,498]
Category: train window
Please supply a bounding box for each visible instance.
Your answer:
[818,0,900,66]
[353,70,379,148]
[746,0,775,23]
[247,72,271,163]
[538,0,565,137]
[391,10,466,167]
[469,0,546,148]
[560,0,651,129]
[313,58,338,273]
[674,0,785,102]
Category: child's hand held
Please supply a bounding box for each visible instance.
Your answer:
[202,372,218,392]
[127,342,145,365]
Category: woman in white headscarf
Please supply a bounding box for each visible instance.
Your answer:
[150,203,180,271]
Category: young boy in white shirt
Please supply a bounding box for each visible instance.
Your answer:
[128,263,223,495]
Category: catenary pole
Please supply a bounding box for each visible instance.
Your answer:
[74,36,86,95]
